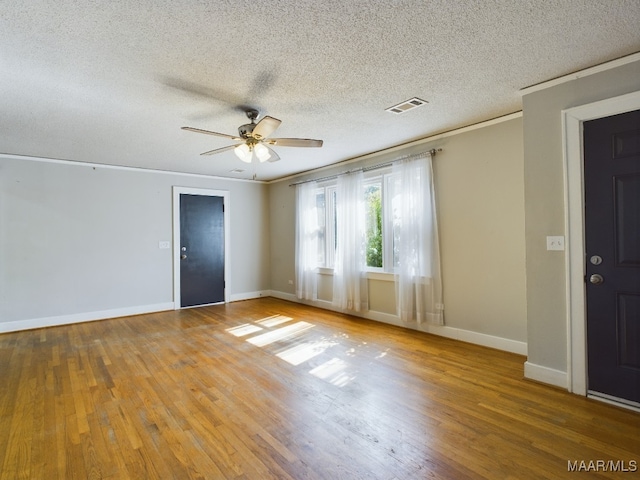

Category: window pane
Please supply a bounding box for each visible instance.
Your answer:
[388,174,401,268]
[333,189,337,252]
[322,187,337,268]
[316,191,326,266]
[364,182,383,268]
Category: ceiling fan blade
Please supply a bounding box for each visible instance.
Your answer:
[266,146,280,163]
[267,138,323,148]
[182,126,241,141]
[200,144,238,156]
[252,116,282,140]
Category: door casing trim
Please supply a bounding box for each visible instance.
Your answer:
[562,90,640,395]
[172,186,231,308]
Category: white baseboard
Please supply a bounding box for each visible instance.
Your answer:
[0,302,176,334]
[269,291,298,303]
[524,361,568,389]
[2,292,529,359]
[422,323,528,355]
[0,291,278,333]
[229,290,272,302]
[269,290,528,355]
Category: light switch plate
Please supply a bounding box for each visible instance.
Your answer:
[159,241,171,249]
[546,236,565,251]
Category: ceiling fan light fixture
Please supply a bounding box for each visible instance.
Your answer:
[182,110,323,166]
[234,143,252,163]
[254,143,271,162]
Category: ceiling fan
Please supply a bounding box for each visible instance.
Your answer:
[182,109,323,163]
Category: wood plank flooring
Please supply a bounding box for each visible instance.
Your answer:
[1,297,638,479]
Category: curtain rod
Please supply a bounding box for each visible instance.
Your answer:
[289,148,441,186]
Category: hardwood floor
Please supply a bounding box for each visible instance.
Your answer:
[1,298,638,479]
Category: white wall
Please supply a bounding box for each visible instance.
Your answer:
[269,116,527,354]
[0,155,271,331]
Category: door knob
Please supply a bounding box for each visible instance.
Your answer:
[589,274,604,285]
[181,254,187,260]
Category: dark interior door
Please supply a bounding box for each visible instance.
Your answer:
[180,194,225,308]
[584,109,640,405]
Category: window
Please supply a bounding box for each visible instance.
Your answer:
[315,185,336,268]
[316,171,396,272]
[387,173,402,269]
[296,152,442,323]
[364,180,382,268]
[315,190,326,267]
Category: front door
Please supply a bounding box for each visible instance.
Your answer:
[179,193,226,308]
[584,109,640,405]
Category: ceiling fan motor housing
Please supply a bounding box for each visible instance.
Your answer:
[238,123,256,139]
[238,109,260,138]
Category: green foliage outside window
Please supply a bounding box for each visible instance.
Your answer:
[365,185,383,267]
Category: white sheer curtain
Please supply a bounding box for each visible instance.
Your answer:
[295,181,319,301]
[392,153,443,324]
[332,171,369,312]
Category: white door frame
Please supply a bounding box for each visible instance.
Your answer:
[172,186,230,308]
[562,90,640,395]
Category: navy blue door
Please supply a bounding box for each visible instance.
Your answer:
[179,194,225,307]
[584,109,640,405]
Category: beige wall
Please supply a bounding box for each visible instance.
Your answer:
[268,173,297,293]
[436,118,526,341]
[2,114,528,352]
[522,59,640,375]
[269,116,527,348]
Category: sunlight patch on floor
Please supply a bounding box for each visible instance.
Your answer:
[225,324,264,337]
[256,315,294,328]
[222,313,369,387]
[276,339,338,366]
[376,349,389,359]
[309,358,355,387]
[247,321,314,347]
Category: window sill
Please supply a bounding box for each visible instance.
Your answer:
[316,268,395,282]
[366,271,395,282]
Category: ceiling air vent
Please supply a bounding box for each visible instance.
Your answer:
[385,97,428,114]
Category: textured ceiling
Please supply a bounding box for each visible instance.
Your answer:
[2,1,640,181]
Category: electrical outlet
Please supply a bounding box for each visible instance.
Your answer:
[288,280,294,285]
[546,236,565,251]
